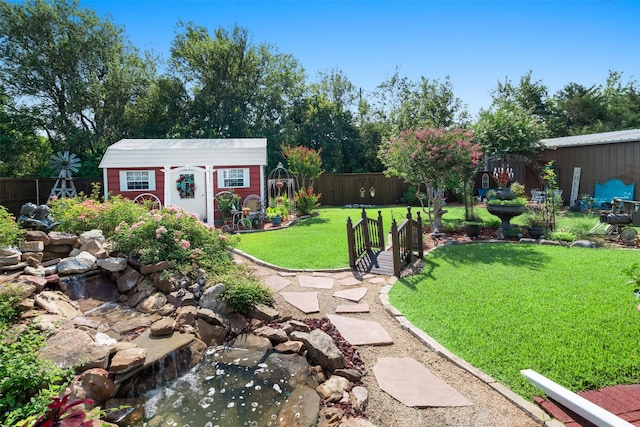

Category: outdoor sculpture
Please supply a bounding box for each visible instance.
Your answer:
[18,203,60,232]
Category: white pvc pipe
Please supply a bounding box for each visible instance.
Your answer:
[521,369,634,427]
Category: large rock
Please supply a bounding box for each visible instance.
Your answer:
[196,318,228,345]
[116,267,143,293]
[140,260,174,275]
[48,232,78,246]
[25,230,51,245]
[137,292,167,313]
[96,257,128,272]
[39,328,110,370]
[57,252,97,274]
[34,290,82,318]
[150,317,175,336]
[19,240,44,252]
[65,368,120,405]
[199,283,230,314]
[254,325,289,344]
[110,347,146,374]
[350,386,369,414]
[297,329,345,372]
[316,375,350,402]
[276,385,321,427]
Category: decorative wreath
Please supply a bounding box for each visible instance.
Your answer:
[176,174,195,199]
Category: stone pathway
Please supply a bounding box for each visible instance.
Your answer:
[233,252,546,426]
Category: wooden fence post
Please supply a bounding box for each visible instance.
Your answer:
[416,210,424,258]
[405,207,413,264]
[377,210,385,249]
[391,219,400,277]
[346,216,356,268]
[361,208,371,251]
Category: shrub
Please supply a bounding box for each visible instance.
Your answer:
[110,205,235,279]
[0,288,22,327]
[549,229,577,242]
[293,187,321,216]
[0,205,24,247]
[0,326,74,426]
[510,182,526,198]
[49,195,149,238]
[220,282,273,313]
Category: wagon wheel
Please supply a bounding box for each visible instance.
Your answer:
[236,217,252,231]
[220,224,234,233]
[620,227,637,245]
[133,193,162,210]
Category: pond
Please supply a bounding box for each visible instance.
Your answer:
[140,341,315,427]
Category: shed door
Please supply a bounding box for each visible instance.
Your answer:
[171,169,207,221]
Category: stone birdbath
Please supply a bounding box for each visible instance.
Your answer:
[486,189,526,232]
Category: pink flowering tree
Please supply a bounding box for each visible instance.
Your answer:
[379,127,483,232]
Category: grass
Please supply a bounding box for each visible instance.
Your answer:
[389,243,640,399]
[235,206,412,269]
[236,205,640,400]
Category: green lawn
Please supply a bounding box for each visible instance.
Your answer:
[235,205,640,400]
[389,243,640,399]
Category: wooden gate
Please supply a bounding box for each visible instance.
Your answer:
[346,207,423,276]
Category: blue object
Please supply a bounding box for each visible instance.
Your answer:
[593,179,635,209]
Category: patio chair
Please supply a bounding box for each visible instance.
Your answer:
[242,194,265,226]
[530,189,545,206]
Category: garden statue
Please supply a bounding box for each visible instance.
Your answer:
[18,202,60,232]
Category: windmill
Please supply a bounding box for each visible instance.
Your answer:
[48,151,81,201]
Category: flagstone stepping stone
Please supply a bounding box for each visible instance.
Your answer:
[280,292,320,314]
[335,303,370,313]
[262,275,291,292]
[373,357,473,408]
[299,275,334,289]
[338,277,364,286]
[333,287,367,302]
[335,271,356,279]
[278,271,296,277]
[326,314,393,346]
[367,277,387,284]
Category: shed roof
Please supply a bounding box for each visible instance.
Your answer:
[98,138,267,168]
[540,129,640,149]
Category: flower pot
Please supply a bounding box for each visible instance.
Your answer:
[270,216,282,226]
[464,224,482,239]
[527,226,545,239]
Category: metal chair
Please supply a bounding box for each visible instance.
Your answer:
[242,194,264,226]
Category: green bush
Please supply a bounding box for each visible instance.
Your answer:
[49,195,149,238]
[0,205,24,247]
[0,288,22,328]
[293,188,321,216]
[220,282,273,313]
[110,205,236,279]
[549,229,577,242]
[0,326,73,426]
[510,182,526,198]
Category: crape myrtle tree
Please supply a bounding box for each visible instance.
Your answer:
[282,145,323,191]
[379,127,483,232]
[0,0,155,177]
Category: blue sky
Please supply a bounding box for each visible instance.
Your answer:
[83,0,639,117]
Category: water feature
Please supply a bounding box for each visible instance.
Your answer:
[139,344,314,427]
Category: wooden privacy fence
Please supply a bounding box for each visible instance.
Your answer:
[346,207,423,277]
[314,173,411,206]
[0,178,102,216]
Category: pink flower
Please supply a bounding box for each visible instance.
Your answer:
[218,234,227,242]
[637,304,640,312]
[152,214,162,221]
[131,221,145,230]
[174,238,179,243]
[180,239,190,249]
[155,226,168,235]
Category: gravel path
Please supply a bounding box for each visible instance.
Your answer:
[235,253,544,427]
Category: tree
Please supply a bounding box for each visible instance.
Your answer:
[282,145,323,190]
[169,22,306,167]
[379,127,483,231]
[373,71,469,133]
[473,101,548,155]
[0,0,154,177]
[0,86,50,177]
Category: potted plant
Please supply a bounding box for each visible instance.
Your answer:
[522,209,546,239]
[266,206,284,226]
[486,183,527,230]
[462,218,483,239]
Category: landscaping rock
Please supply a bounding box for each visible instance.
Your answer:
[65,368,120,405]
[34,290,82,318]
[300,329,345,372]
[110,347,146,374]
[274,340,304,354]
[571,239,597,248]
[316,375,350,402]
[276,385,321,427]
[150,317,175,336]
[48,231,77,246]
[97,257,128,272]
[254,325,289,344]
[350,386,369,413]
[116,267,143,293]
[39,328,110,371]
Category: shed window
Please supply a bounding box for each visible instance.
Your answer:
[218,168,249,188]
[119,170,156,191]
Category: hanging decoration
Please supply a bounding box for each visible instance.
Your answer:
[176,174,195,199]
